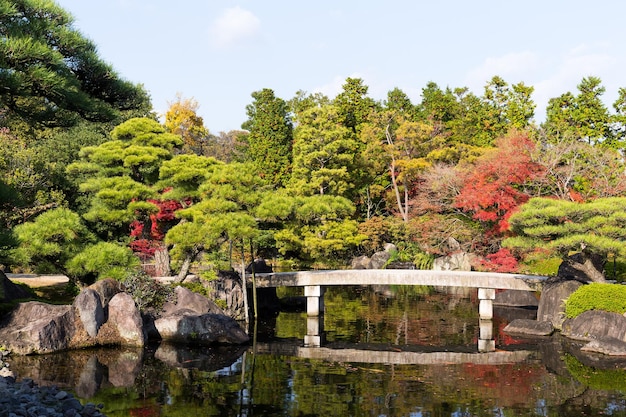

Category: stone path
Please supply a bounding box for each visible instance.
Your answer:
[6,274,69,288]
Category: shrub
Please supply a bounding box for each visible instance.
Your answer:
[564,283,626,319]
[119,270,173,314]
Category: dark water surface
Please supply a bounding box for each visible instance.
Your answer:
[7,286,626,416]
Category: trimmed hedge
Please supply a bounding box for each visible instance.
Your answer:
[564,283,626,319]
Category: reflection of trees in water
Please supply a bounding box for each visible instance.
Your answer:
[320,286,479,347]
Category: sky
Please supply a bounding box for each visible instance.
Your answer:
[54,0,626,134]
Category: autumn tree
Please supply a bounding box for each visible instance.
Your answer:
[504,197,626,282]
[454,132,544,239]
[0,0,150,129]
[164,94,210,155]
[532,137,626,201]
[242,88,293,186]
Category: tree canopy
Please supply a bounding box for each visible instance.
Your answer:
[0,0,151,129]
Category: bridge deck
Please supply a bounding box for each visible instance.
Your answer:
[254,269,546,291]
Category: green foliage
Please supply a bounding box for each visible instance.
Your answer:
[66,242,140,284]
[503,197,626,256]
[119,270,173,313]
[0,0,150,128]
[67,117,182,240]
[505,197,626,281]
[242,88,293,186]
[564,283,626,318]
[11,207,95,273]
[518,253,561,276]
[290,103,359,197]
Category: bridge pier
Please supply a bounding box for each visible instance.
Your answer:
[305,285,324,316]
[478,288,495,320]
[304,286,325,347]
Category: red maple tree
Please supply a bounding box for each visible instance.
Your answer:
[454,132,543,235]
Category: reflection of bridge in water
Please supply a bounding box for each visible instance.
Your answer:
[255,341,535,365]
[252,269,546,352]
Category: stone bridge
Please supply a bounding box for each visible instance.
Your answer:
[252,269,546,351]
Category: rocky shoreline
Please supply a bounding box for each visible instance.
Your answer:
[0,351,108,417]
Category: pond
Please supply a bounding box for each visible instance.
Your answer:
[7,286,626,416]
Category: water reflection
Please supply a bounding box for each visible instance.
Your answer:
[6,286,626,416]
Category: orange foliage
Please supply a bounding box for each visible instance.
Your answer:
[454,132,543,235]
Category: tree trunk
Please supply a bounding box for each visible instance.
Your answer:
[174,247,200,283]
[153,245,171,277]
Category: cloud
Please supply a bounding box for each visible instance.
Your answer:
[532,43,617,120]
[210,6,261,49]
[464,51,540,91]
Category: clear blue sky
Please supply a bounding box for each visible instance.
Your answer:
[55,0,626,133]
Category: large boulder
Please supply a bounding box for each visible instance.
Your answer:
[433,252,472,271]
[73,289,104,338]
[562,310,626,342]
[0,270,31,303]
[162,286,224,316]
[0,302,75,354]
[536,278,583,330]
[494,290,539,308]
[96,292,145,347]
[504,319,554,336]
[154,310,249,345]
[88,278,122,308]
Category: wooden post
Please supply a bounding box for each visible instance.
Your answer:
[250,240,258,320]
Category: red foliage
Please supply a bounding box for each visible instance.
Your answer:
[129,198,182,257]
[477,248,518,273]
[454,132,543,235]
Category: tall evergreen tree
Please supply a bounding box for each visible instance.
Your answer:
[241,88,293,186]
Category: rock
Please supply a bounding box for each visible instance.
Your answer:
[204,270,246,320]
[154,311,249,345]
[562,310,626,342]
[581,338,626,356]
[536,278,583,330]
[96,292,145,347]
[386,261,416,269]
[162,286,224,316]
[557,252,606,283]
[351,255,371,269]
[494,290,539,308]
[0,270,31,303]
[246,258,273,273]
[504,319,554,336]
[88,278,122,307]
[0,302,75,354]
[73,289,104,338]
[369,251,390,269]
[433,252,472,271]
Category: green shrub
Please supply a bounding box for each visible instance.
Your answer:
[119,270,173,314]
[564,283,626,319]
[519,256,561,276]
